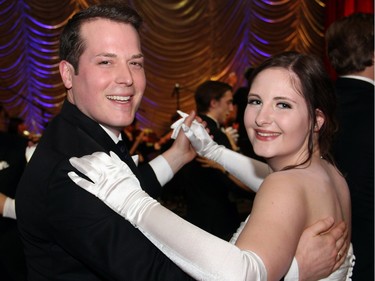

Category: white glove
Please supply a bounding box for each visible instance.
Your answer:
[68,151,147,224]
[171,111,269,192]
[68,151,268,281]
[170,110,208,141]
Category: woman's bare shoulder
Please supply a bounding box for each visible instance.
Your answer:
[255,170,309,214]
[260,169,307,191]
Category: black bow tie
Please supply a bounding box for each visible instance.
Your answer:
[115,140,142,180]
[117,140,127,154]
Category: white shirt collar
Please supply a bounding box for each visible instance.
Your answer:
[341,75,375,86]
[99,124,140,165]
[99,124,122,144]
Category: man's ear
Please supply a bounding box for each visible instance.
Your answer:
[59,60,74,89]
[314,109,325,132]
[210,98,218,110]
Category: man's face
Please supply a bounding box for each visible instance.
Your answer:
[210,90,234,125]
[59,19,146,136]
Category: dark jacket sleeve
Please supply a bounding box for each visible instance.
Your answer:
[139,163,163,199]
[47,159,193,281]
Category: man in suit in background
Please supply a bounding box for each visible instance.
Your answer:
[16,2,350,280]
[326,12,374,281]
[0,105,27,281]
[181,80,245,240]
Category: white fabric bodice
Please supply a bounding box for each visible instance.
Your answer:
[230,217,355,281]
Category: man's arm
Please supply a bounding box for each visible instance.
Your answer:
[147,113,197,188]
[291,217,348,281]
[161,112,197,174]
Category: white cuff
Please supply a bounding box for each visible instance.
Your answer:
[3,197,16,219]
[149,155,174,186]
[284,257,299,280]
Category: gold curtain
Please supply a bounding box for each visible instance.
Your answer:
[0,0,326,136]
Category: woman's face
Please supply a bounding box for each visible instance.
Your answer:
[244,67,311,170]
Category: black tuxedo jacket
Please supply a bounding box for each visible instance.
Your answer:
[199,115,232,149]
[332,77,374,219]
[332,77,374,280]
[16,101,193,280]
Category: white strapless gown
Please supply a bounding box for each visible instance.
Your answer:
[229,218,355,281]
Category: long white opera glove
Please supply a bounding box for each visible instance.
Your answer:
[171,111,269,192]
[68,152,267,281]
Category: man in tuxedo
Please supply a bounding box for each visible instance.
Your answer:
[326,12,374,281]
[15,3,349,280]
[0,105,27,281]
[15,3,197,280]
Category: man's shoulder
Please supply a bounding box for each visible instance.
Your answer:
[335,77,374,92]
[198,115,219,132]
[199,114,214,124]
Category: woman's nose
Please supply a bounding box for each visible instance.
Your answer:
[255,106,272,126]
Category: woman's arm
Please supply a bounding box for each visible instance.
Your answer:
[235,172,307,280]
[171,111,269,192]
[68,152,346,281]
[69,152,267,281]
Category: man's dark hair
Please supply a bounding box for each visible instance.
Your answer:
[195,80,232,114]
[326,13,374,75]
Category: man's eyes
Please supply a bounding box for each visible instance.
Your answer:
[130,61,143,68]
[98,60,111,65]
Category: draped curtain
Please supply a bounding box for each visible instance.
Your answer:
[0,0,373,136]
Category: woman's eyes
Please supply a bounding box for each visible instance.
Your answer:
[247,99,292,109]
[247,98,261,105]
[276,102,291,109]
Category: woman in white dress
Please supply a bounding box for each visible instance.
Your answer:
[68,51,354,280]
